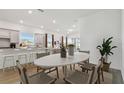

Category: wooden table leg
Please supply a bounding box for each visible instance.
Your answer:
[63,66,67,78]
[56,67,59,79]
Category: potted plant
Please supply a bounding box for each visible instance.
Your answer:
[60,44,66,58]
[68,44,75,56]
[97,37,117,72]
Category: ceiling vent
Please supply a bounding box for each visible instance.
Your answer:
[37,9,44,13]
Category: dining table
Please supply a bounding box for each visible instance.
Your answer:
[34,52,89,77]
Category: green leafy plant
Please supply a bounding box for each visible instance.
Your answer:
[61,45,66,51]
[60,44,66,58]
[67,44,75,47]
[97,37,117,62]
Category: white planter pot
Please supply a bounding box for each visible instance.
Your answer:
[68,46,74,56]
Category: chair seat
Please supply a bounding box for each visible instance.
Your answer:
[36,66,56,73]
[80,62,96,71]
[29,72,56,84]
[64,70,89,84]
[78,60,89,66]
[36,66,59,78]
[37,66,52,70]
[78,61,86,65]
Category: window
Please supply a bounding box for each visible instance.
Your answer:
[47,34,52,48]
[68,37,80,50]
[20,32,34,47]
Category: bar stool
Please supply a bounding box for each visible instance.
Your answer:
[29,52,37,63]
[2,54,16,72]
[18,53,28,65]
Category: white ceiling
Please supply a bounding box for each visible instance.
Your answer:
[0,9,103,34]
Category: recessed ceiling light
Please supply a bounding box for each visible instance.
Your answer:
[40,25,44,29]
[28,10,32,14]
[53,20,56,24]
[20,20,24,24]
[72,25,76,28]
[68,29,73,32]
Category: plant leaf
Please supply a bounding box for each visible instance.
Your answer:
[109,52,114,55]
[106,37,113,43]
[111,46,117,50]
[97,45,101,49]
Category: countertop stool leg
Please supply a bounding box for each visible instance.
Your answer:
[73,64,75,70]
[70,65,73,71]
[2,58,5,72]
[13,56,16,72]
[2,56,6,72]
[62,66,64,74]
[25,54,28,67]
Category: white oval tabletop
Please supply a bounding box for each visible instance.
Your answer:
[34,52,89,67]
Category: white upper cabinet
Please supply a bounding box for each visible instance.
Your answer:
[0,28,10,38]
[10,31,19,43]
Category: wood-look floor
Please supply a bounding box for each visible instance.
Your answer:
[0,64,38,84]
[0,64,79,84]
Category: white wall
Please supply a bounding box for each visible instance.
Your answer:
[67,32,80,38]
[122,10,124,80]
[54,33,61,42]
[80,10,122,70]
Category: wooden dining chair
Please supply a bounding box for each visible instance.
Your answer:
[68,50,87,71]
[74,50,90,72]
[63,61,102,84]
[78,50,90,64]
[36,52,59,78]
[16,60,57,84]
[80,60,104,83]
[80,61,96,72]
[63,66,96,84]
